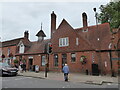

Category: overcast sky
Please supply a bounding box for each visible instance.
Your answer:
[0,0,110,42]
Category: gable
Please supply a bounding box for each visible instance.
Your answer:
[2,38,24,47]
[53,19,76,38]
[52,19,94,53]
[18,40,24,46]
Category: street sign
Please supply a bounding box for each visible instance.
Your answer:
[112,58,120,60]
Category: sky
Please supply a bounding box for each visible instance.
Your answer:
[0,0,111,42]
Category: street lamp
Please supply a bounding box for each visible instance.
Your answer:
[93,8,98,26]
[93,8,103,76]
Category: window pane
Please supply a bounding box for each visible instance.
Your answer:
[41,56,45,66]
[54,54,58,66]
[71,53,76,62]
[59,37,69,47]
[76,38,79,45]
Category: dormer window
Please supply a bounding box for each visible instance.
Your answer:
[82,28,88,32]
[21,45,23,47]
[76,38,79,45]
[18,41,25,53]
[59,37,69,47]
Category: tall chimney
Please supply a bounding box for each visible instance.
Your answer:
[51,11,56,38]
[82,12,88,28]
[24,31,29,39]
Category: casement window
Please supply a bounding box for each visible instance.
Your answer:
[41,55,46,66]
[54,54,58,66]
[82,28,88,32]
[71,53,76,62]
[59,37,69,47]
[76,38,79,45]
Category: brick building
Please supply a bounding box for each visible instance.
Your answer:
[0,31,30,65]
[49,11,119,75]
[0,11,119,75]
[15,29,50,71]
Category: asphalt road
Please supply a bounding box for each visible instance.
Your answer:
[1,76,119,89]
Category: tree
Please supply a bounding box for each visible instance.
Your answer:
[14,59,18,64]
[98,1,120,30]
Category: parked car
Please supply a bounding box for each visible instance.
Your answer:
[0,62,18,76]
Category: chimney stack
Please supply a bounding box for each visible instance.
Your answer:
[82,12,88,28]
[24,31,29,39]
[51,11,56,38]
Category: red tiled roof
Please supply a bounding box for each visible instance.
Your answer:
[36,30,46,37]
[2,37,25,47]
[16,39,50,55]
[75,23,112,50]
[19,38,31,47]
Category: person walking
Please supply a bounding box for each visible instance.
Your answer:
[62,64,69,82]
[19,61,23,73]
[23,63,26,72]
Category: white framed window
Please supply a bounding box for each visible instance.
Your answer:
[76,38,79,45]
[82,28,88,32]
[59,37,69,47]
[71,53,76,62]
[54,54,58,66]
[41,55,46,66]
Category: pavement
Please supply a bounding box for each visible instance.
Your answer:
[18,71,119,85]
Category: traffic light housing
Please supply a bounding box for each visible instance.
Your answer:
[48,43,52,54]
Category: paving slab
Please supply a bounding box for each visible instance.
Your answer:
[18,71,118,85]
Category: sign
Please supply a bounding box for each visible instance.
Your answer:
[13,57,16,60]
[112,58,120,60]
[28,56,33,59]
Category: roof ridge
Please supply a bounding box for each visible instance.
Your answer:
[75,23,109,30]
[2,37,24,43]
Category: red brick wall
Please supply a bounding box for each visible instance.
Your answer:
[48,51,118,75]
[2,46,17,57]
[2,46,17,65]
[49,51,96,74]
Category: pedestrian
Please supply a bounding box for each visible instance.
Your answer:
[62,64,69,82]
[14,64,18,68]
[19,61,23,73]
[19,65,23,73]
[23,63,26,72]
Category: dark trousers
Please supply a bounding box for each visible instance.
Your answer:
[64,73,68,81]
[23,67,26,72]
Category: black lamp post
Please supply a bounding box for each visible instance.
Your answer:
[93,8,98,26]
[93,8,103,76]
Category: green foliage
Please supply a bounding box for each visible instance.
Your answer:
[98,1,120,29]
[14,59,18,64]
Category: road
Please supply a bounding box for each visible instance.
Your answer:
[1,76,119,89]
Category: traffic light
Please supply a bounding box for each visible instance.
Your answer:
[48,43,52,54]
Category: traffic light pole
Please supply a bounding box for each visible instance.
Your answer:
[45,54,48,77]
[45,43,52,77]
[45,54,49,77]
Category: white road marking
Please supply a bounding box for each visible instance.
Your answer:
[107,83,112,85]
[2,77,32,81]
[15,77,32,80]
[2,80,9,82]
